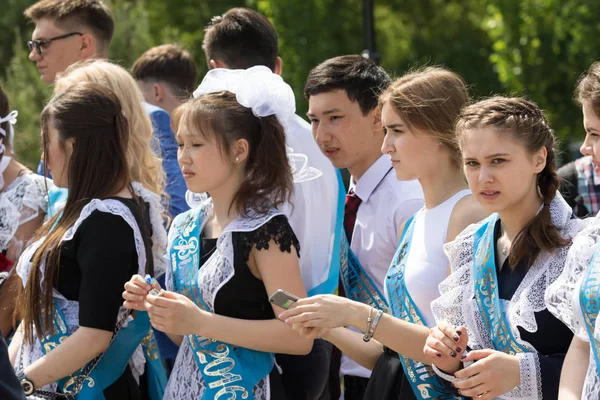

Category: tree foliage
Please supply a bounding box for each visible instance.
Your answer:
[0,0,597,168]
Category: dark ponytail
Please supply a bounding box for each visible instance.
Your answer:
[233,114,293,215]
[172,91,293,216]
[456,97,569,270]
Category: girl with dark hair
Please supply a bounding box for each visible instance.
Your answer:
[9,81,167,400]
[123,67,312,400]
[546,61,600,399]
[0,86,50,338]
[425,97,580,400]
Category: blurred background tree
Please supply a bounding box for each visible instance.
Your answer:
[1,0,598,169]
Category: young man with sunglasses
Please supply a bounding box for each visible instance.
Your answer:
[24,0,114,84]
[25,0,189,221]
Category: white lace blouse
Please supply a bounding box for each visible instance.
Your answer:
[0,172,50,261]
[432,194,583,399]
[546,215,600,399]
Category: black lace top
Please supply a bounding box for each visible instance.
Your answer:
[200,215,300,319]
[199,215,298,400]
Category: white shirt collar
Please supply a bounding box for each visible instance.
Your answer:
[349,155,393,203]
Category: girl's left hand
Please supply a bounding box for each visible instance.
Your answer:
[278,295,364,330]
[453,349,521,399]
[145,290,205,336]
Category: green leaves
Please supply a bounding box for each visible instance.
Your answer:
[0,0,597,169]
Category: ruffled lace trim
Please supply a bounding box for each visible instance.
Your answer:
[432,193,582,399]
[582,355,600,399]
[546,216,599,341]
[164,199,279,399]
[546,213,600,398]
[0,173,50,257]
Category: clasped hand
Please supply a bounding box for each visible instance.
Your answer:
[278,294,366,339]
[423,321,521,399]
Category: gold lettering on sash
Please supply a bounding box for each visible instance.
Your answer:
[474,229,524,356]
[214,385,249,399]
[191,338,246,397]
[62,375,95,392]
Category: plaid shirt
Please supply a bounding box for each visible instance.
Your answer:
[575,156,600,215]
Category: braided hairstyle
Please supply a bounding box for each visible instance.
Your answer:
[456,96,568,269]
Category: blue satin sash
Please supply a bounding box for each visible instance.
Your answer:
[169,207,274,399]
[472,215,528,355]
[579,246,600,375]
[47,186,68,219]
[39,307,161,399]
[140,329,168,400]
[338,171,388,310]
[386,216,464,399]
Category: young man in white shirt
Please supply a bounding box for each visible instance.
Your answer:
[201,8,340,400]
[305,55,424,400]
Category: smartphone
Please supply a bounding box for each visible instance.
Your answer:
[269,289,300,310]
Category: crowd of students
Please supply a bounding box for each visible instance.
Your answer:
[1,1,600,399]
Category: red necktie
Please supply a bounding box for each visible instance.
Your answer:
[344,191,362,243]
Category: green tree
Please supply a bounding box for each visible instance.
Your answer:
[3,0,600,167]
[481,0,600,147]
[3,29,51,169]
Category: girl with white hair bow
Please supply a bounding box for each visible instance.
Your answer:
[123,66,316,400]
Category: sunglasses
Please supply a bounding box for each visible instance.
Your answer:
[27,32,83,56]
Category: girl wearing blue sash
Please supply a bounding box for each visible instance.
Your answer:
[546,61,600,399]
[426,97,581,400]
[9,82,167,399]
[0,86,52,340]
[123,67,313,400]
[280,67,488,400]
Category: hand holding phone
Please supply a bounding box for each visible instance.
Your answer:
[269,289,300,310]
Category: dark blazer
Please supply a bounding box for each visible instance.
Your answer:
[0,332,25,400]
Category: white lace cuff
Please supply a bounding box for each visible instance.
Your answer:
[500,352,541,399]
[431,364,461,382]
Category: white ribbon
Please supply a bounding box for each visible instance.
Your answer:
[193,66,296,126]
[192,67,322,185]
[0,110,18,150]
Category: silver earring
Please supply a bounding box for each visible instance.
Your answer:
[235,157,240,163]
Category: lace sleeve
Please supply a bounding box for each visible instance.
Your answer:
[236,215,300,262]
[546,217,598,341]
[0,173,50,258]
[431,221,482,336]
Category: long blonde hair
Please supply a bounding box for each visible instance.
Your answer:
[55,59,165,196]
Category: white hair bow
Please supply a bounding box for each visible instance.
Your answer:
[193,66,296,125]
[0,110,18,151]
[192,66,322,189]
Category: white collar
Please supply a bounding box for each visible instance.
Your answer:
[349,155,392,202]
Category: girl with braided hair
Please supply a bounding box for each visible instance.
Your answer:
[425,97,581,400]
